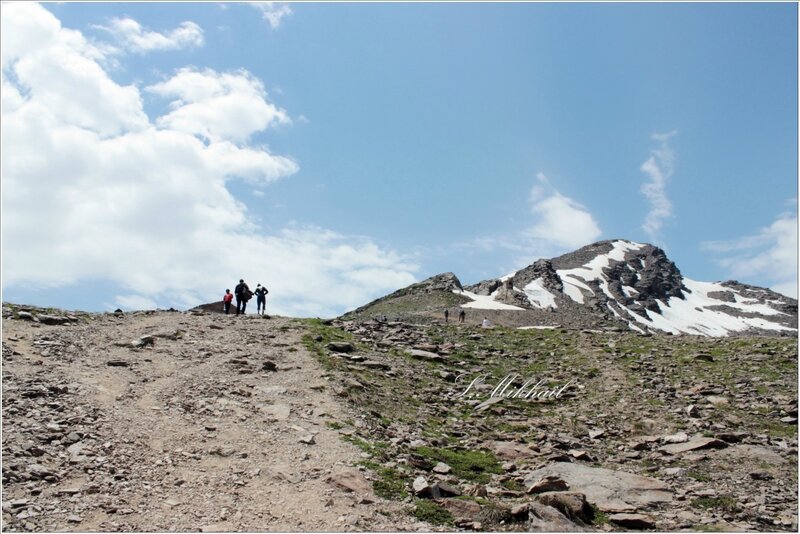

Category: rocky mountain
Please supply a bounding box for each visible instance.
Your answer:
[347,239,797,337]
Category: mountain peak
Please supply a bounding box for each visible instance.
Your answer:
[346,239,797,337]
[462,239,795,336]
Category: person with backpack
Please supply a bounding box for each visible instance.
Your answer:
[234,279,252,315]
[254,284,269,315]
[222,289,234,315]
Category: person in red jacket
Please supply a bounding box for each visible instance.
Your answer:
[222,289,233,315]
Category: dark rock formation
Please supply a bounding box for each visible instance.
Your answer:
[511,259,564,294]
[191,301,226,314]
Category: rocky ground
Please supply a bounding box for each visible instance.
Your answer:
[303,317,798,532]
[1,305,435,532]
[2,304,798,532]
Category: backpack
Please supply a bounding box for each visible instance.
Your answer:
[244,288,254,301]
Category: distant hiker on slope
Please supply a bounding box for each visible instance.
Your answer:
[459,309,466,324]
[444,309,449,323]
[223,289,233,315]
[255,284,269,315]
[234,279,252,315]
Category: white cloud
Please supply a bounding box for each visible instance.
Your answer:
[249,2,293,29]
[524,173,602,250]
[458,173,603,268]
[640,131,676,242]
[2,3,147,137]
[146,68,290,143]
[94,17,204,53]
[701,211,798,298]
[1,2,417,317]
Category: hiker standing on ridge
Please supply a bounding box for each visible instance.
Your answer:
[234,279,251,315]
[444,309,449,323]
[223,289,233,315]
[255,284,269,315]
[458,309,466,324]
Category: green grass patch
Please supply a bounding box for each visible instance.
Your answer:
[413,499,454,526]
[342,435,389,457]
[590,505,609,526]
[687,471,711,482]
[413,446,502,483]
[500,478,525,492]
[358,460,408,500]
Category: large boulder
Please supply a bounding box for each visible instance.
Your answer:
[191,301,226,314]
[523,462,671,513]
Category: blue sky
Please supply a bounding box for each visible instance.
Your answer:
[2,2,797,316]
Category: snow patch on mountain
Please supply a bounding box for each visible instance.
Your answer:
[457,289,526,311]
[626,278,794,336]
[523,279,558,309]
[557,240,646,306]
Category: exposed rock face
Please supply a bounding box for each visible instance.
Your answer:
[549,241,616,271]
[585,242,687,317]
[491,279,534,309]
[467,279,502,296]
[624,244,686,309]
[523,462,672,513]
[511,259,563,294]
[720,280,798,316]
[407,272,464,293]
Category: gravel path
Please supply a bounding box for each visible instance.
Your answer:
[2,310,430,532]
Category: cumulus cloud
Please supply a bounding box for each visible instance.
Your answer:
[458,173,603,268]
[94,17,204,53]
[1,3,417,316]
[701,210,798,298]
[640,131,676,242]
[524,173,603,250]
[249,2,293,29]
[146,68,290,143]
[2,3,148,137]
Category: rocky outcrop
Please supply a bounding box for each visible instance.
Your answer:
[624,244,686,310]
[344,272,467,318]
[367,272,463,301]
[491,279,534,309]
[191,301,226,314]
[523,462,672,513]
[464,278,502,296]
[512,259,563,294]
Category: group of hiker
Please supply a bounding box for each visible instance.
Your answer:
[444,308,491,327]
[223,279,269,315]
[443,308,467,324]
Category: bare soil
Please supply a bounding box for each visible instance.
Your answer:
[2,310,433,532]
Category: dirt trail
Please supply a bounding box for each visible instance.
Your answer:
[2,311,430,532]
